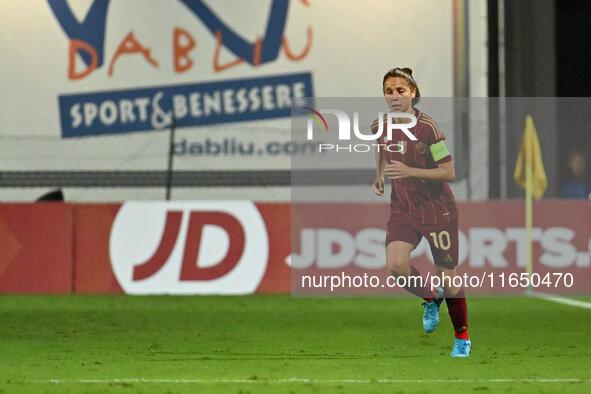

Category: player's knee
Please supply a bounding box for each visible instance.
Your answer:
[387,258,410,276]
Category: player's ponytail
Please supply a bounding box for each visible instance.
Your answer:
[382,67,421,106]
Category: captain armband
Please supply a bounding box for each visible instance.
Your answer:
[429,140,451,162]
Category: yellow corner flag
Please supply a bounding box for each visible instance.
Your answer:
[514,115,547,199]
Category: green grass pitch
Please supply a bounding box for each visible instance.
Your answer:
[0,295,589,393]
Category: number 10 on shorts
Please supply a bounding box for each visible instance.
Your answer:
[429,231,451,250]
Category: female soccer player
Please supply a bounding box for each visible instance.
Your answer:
[372,67,470,357]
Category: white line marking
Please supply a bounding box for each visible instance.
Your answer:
[529,291,591,310]
[16,378,588,384]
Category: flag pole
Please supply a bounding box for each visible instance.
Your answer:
[525,163,533,291]
[514,114,546,293]
[524,114,534,292]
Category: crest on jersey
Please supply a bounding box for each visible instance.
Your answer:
[415,141,427,155]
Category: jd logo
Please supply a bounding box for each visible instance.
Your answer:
[110,201,268,294]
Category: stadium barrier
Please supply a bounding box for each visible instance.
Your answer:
[0,201,588,295]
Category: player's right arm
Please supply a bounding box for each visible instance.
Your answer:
[373,145,385,196]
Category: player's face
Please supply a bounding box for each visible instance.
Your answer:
[383,77,416,114]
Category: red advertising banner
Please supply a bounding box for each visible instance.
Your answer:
[291,201,591,295]
[0,201,588,295]
[73,202,291,294]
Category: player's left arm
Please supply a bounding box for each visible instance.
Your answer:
[384,140,455,182]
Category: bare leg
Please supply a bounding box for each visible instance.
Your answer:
[386,241,414,277]
[387,241,434,299]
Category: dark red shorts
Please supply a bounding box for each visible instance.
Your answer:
[386,213,459,269]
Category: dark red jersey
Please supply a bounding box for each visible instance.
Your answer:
[372,109,458,225]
